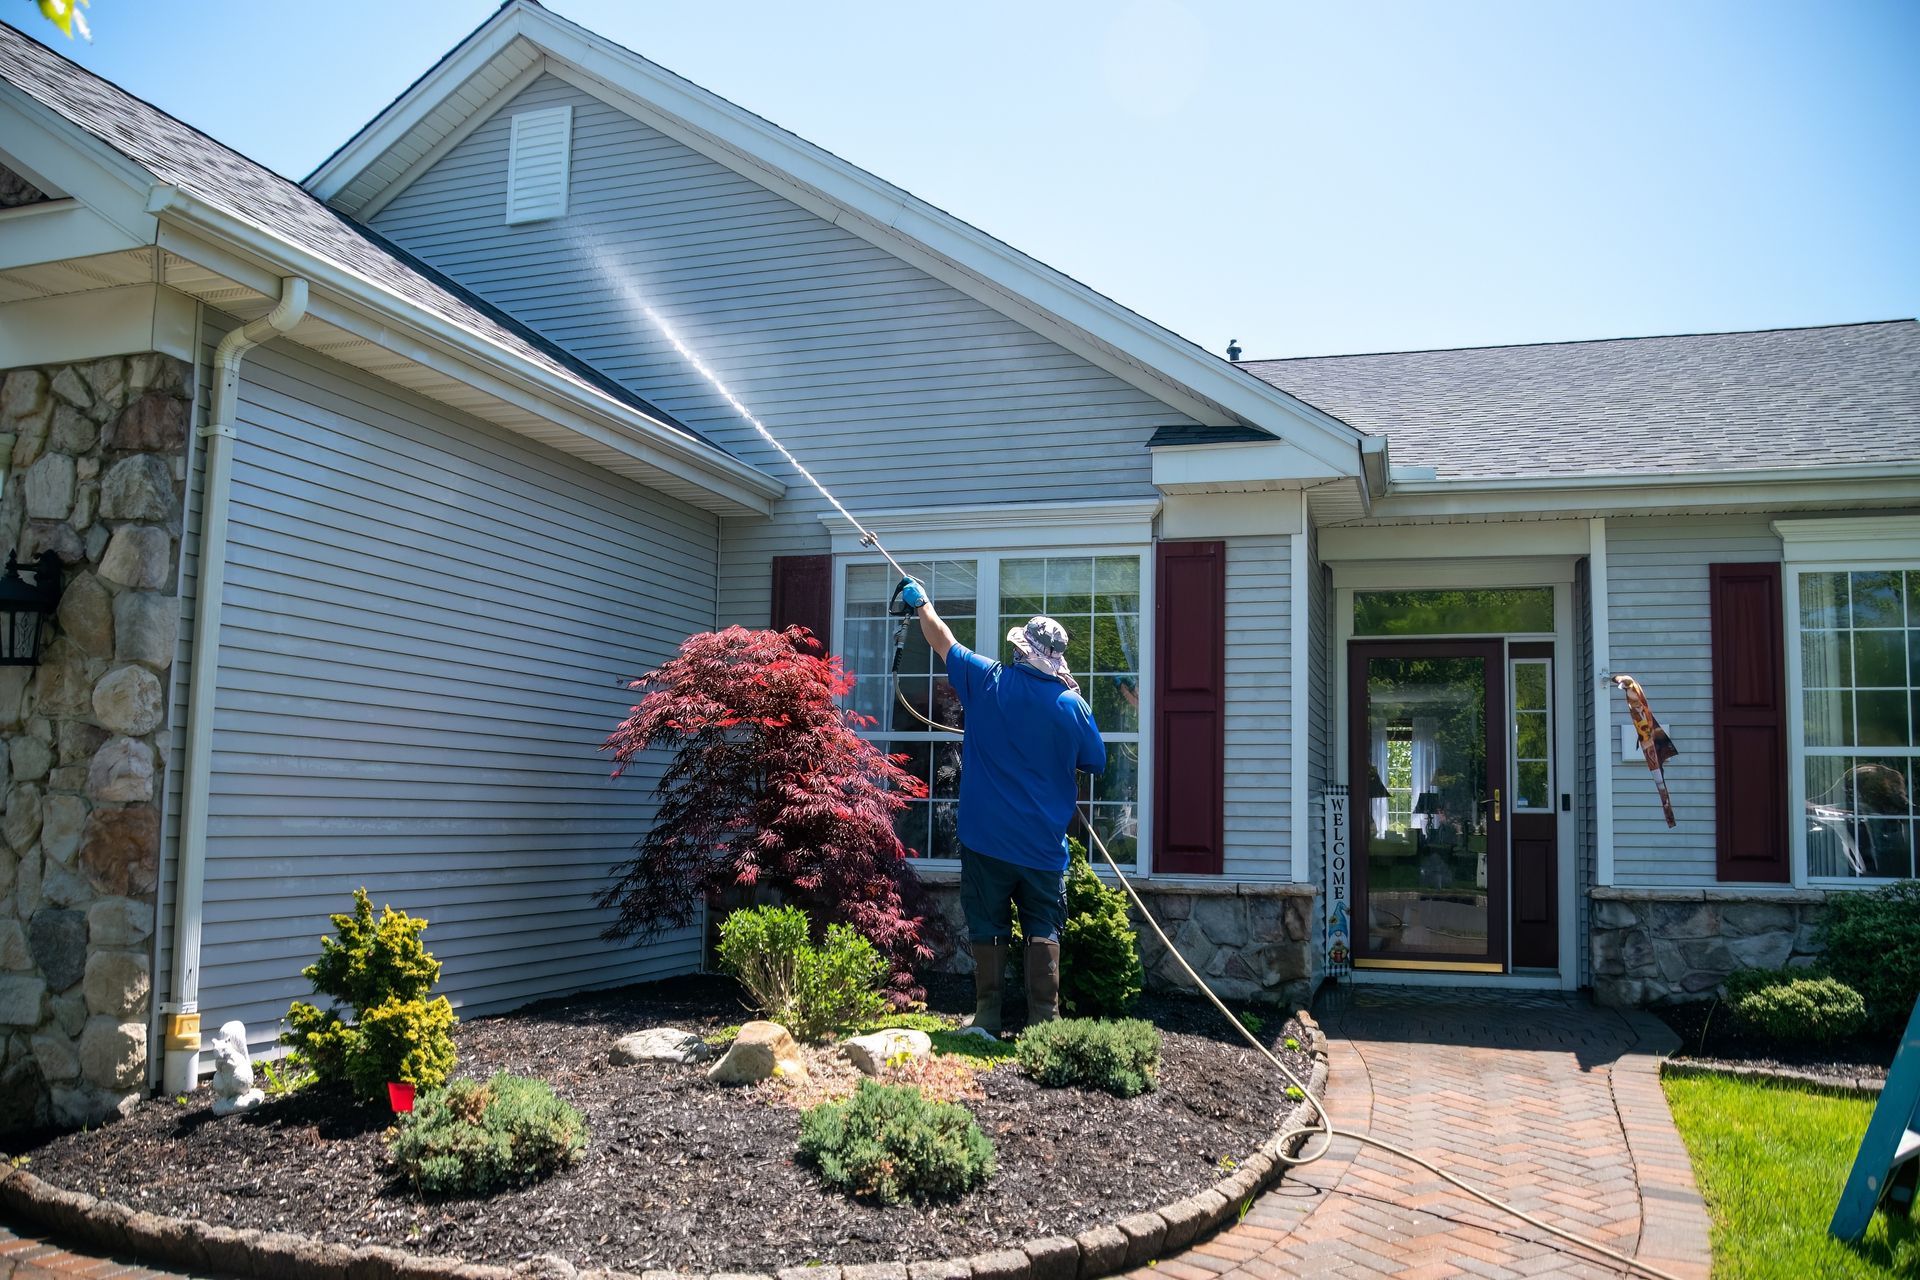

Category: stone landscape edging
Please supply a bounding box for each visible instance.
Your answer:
[1658,1056,1885,1097]
[0,1012,1330,1280]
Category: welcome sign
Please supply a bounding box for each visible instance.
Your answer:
[1323,784,1351,979]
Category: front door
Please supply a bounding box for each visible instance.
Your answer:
[1348,641,1508,971]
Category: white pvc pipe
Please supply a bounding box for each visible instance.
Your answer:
[161,277,308,1094]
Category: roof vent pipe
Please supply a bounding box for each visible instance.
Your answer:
[1226,339,1242,363]
[161,276,309,1096]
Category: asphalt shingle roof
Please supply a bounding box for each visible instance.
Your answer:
[1238,321,1920,479]
[0,20,719,453]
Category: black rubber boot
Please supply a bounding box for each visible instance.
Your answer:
[1026,939,1061,1024]
[964,941,1007,1037]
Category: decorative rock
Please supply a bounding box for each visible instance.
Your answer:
[50,993,86,1037]
[966,1250,1030,1280]
[0,974,47,1026]
[31,637,96,719]
[40,793,84,863]
[0,665,31,727]
[87,897,152,948]
[127,354,187,398]
[98,454,176,523]
[31,1031,78,1083]
[908,1262,970,1280]
[48,403,96,454]
[84,523,108,562]
[15,847,41,916]
[58,719,109,766]
[48,366,90,411]
[706,1019,807,1085]
[1114,1212,1167,1269]
[0,369,48,431]
[47,763,86,794]
[842,1028,933,1075]
[92,665,164,736]
[108,392,188,451]
[1022,1237,1079,1280]
[112,592,178,670]
[79,806,158,896]
[97,525,171,591]
[210,1019,265,1115]
[41,856,93,908]
[9,735,50,784]
[0,1057,48,1131]
[0,919,27,970]
[21,520,85,565]
[28,908,87,991]
[87,737,154,803]
[1073,1225,1128,1280]
[21,454,75,521]
[83,358,126,414]
[3,783,43,851]
[84,949,149,1018]
[1154,1196,1211,1252]
[79,1015,144,1089]
[70,482,96,531]
[611,1027,712,1065]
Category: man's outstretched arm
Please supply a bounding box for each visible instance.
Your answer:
[900,577,957,660]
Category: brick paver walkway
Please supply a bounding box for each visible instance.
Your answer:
[1129,987,1712,1280]
[0,987,1712,1280]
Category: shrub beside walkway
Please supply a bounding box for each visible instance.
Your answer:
[1127,988,1712,1280]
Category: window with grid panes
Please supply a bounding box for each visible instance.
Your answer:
[839,553,1144,867]
[1798,568,1918,880]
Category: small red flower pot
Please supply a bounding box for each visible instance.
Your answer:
[387,1081,416,1113]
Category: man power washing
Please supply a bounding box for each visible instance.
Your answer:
[898,577,1106,1036]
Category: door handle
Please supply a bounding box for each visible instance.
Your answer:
[1482,788,1502,822]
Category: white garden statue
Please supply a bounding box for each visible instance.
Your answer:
[210,1020,265,1115]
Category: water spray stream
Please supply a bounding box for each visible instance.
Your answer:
[574,222,1682,1279]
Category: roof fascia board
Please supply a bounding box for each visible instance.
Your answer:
[1150,437,1344,493]
[353,50,550,223]
[1366,465,1920,520]
[305,12,533,201]
[310,5,1363,473]
[0,87,160,249]
[150,207,782,515]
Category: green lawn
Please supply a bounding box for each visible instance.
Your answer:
[1663,1071,1918,1279]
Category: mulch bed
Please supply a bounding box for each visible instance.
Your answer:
[14,974,1311,1275]
[1654,1000,1894,1085]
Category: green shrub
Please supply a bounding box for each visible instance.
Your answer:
[282,888,458,1100]
[1010,840,1144,1018]
[1016,1016,1161,1098]
[715,905,888,1041]
[1723,969,1868,1045]
[387,1074,587,1196]
[1815,880,1920,1033]
[797,1079,995,1203]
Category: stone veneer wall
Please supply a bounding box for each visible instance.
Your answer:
[922,877,1320,1010]
[0,355,193,1130]
[1588,885,1827,1008]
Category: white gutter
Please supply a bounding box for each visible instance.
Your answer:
[161,276,309,1094]
[1381,459,1920,495]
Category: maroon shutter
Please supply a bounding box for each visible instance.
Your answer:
[1710,562,1790,882]
[1154,541,1226,875]
[770,555,834,653]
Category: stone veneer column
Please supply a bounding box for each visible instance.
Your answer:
[1589,885,1829,1007]
[0,355,192,1130]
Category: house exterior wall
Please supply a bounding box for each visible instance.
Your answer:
[1602,515,1781,887]
[364,73,1194,634]
[167,328,719,1059]
[1223,534,1291,880]
[0,354,191,1131]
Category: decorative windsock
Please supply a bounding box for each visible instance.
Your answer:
[1611,674,1678,828]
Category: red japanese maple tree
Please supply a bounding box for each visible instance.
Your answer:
[596,625,936,1003]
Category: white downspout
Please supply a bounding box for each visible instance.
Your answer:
[161,278,309,1094]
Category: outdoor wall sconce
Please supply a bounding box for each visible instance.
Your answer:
[0,551,63,667]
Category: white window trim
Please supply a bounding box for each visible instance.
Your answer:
[1776,517,1920,888]
[833,539,1154,875]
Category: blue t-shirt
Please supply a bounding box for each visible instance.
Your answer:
[945,643,1106,871]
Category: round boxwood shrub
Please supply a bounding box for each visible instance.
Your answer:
[388,1074,587,1196]
[1815,880,1920,1033]
[797,1079,995,1203]
[1016,1016,1161,1098]
[1722,969,1867,1045]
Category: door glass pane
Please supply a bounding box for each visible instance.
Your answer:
[1354,588,1553,636]
[1362,655,1491,958]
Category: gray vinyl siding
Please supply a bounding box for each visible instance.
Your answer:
[1575,556,1595,987]
[172,326,717,1056]
[1605,516,1781,886]
[1222,535,1290,880]
[366,74,1194,631]
[1307,524,1330,890]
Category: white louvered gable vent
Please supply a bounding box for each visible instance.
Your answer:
[505,105,572,224]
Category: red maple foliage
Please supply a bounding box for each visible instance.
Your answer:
[596,625,936,1004]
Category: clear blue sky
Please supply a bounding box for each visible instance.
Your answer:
[18,0,1920,359]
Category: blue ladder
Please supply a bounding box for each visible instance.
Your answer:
[1831,994,1920,1241]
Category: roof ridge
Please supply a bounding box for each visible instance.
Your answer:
[1240,318,1919,365]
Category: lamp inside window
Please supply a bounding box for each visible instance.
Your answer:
[0,552,63,667]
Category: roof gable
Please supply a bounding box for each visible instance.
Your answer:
[305,0,1366,475]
